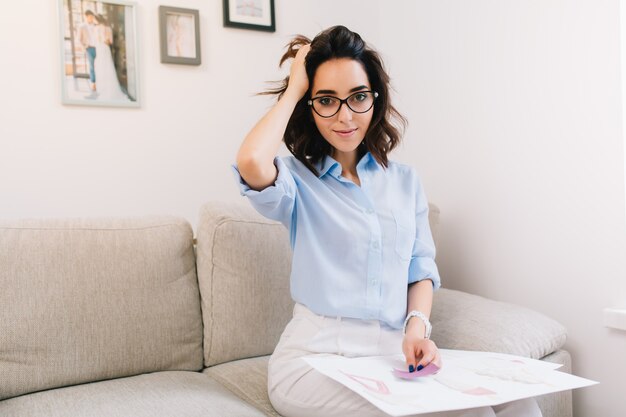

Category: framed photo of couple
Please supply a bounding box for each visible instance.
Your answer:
[58,0,140,107]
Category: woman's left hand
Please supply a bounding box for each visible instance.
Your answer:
[402,331,442,372]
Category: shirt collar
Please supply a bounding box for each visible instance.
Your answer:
[315,152,381,179]
[315,155,341,179]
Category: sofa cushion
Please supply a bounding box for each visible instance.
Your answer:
[0,216,203,400]
[0,371,265,417]
[203,356,279,417]
[196,202,294,367]
[431,289,567,359]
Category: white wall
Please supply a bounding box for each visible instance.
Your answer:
[0,0,382,228]
[378,2,626,417]
[2,1,625,416]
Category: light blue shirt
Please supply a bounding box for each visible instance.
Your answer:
[231,152,440,329]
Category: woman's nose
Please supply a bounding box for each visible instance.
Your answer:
[337,102,353,122]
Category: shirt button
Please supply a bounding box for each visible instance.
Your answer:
[371,280,378,286]
[372,241,380,249]
[365,208,374,214]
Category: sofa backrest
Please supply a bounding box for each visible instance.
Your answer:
[195,200,440,367]
[0,216,203,400]
[196,201,293,367]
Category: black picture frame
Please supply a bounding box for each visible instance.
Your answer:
[159,6,201,65]
[223,0,275,32]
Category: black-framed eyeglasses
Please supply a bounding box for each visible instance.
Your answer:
[307,90,379,118]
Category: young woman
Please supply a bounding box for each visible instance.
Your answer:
[233,25,542,417]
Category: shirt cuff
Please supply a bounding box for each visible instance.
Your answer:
[230,156,295,204]
[408,257,441,290]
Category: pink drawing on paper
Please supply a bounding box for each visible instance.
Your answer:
[340,371,391,395]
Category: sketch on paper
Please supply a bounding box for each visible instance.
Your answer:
[304,349,597,417]
[340,371,391,395]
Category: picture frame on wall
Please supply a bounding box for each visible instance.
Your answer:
[159,6,201,65]
[58,0,140,107]
[223,0,275,32]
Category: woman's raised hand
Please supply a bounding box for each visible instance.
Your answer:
[285,44,311,100]
[402,332,442,373]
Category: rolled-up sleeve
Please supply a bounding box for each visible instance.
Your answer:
[407,173,441,290]
[231,156,297,229]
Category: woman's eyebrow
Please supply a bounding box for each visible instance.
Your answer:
[314,85,369,96]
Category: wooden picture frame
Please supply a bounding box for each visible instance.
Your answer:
[159,6,201,65]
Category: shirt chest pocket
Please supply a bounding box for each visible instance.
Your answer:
[392,209,415,261]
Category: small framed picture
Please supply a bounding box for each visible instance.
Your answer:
[223,0,275,32]
[159,6,201,65]
[58,0,140,107]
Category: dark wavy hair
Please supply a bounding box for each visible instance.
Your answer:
[262,25,407,175]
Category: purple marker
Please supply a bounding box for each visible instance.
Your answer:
[392,363,440,379]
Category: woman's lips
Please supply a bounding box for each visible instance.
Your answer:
[333,128,357,138]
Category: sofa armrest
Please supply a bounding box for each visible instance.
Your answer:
[431,289,567,359]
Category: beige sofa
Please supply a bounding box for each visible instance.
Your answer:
[0,201,571,417]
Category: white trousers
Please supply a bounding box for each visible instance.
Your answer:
[268,303,543,417]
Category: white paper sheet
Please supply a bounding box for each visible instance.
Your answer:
[304,349,597,416]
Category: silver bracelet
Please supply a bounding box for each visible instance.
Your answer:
[403,310,432,339]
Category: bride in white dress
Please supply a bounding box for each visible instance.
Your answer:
[94,15,130,102]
